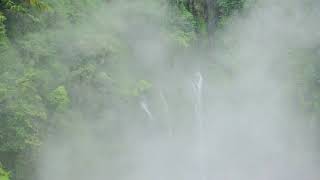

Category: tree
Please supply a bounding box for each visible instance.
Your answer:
[0,165,10,180]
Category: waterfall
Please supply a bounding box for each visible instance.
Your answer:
[192,72,206,180]
[192,72,204,127]
[160,90,173,136]
[160,91,169,115]
[140,100,154,121]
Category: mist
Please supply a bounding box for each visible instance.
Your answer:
[37,0,320,180]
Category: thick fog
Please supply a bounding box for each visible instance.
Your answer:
[38,0,320,180]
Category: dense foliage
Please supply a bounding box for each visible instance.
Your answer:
[0,166,9,180]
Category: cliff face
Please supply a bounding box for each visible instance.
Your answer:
[183,0,246,33]
[185,0,217,32]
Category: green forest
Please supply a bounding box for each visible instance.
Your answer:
[1,0,320,180]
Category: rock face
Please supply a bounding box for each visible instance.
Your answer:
[186,0,217,30]
[184,0,246,33]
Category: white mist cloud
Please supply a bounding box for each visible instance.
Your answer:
[38,1,320,180]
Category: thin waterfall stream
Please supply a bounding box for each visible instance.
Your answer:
[192,72,206,180]
[140,100,155,121]
[160,90,173,136]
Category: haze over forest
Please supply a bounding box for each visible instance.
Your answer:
[1,0,320,180]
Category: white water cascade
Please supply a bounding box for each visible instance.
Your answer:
[140,100,154,121]
[160,90,173,136]
[192,72,207,180]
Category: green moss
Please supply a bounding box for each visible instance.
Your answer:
[132,80,152,97]
[0,166,10,180]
